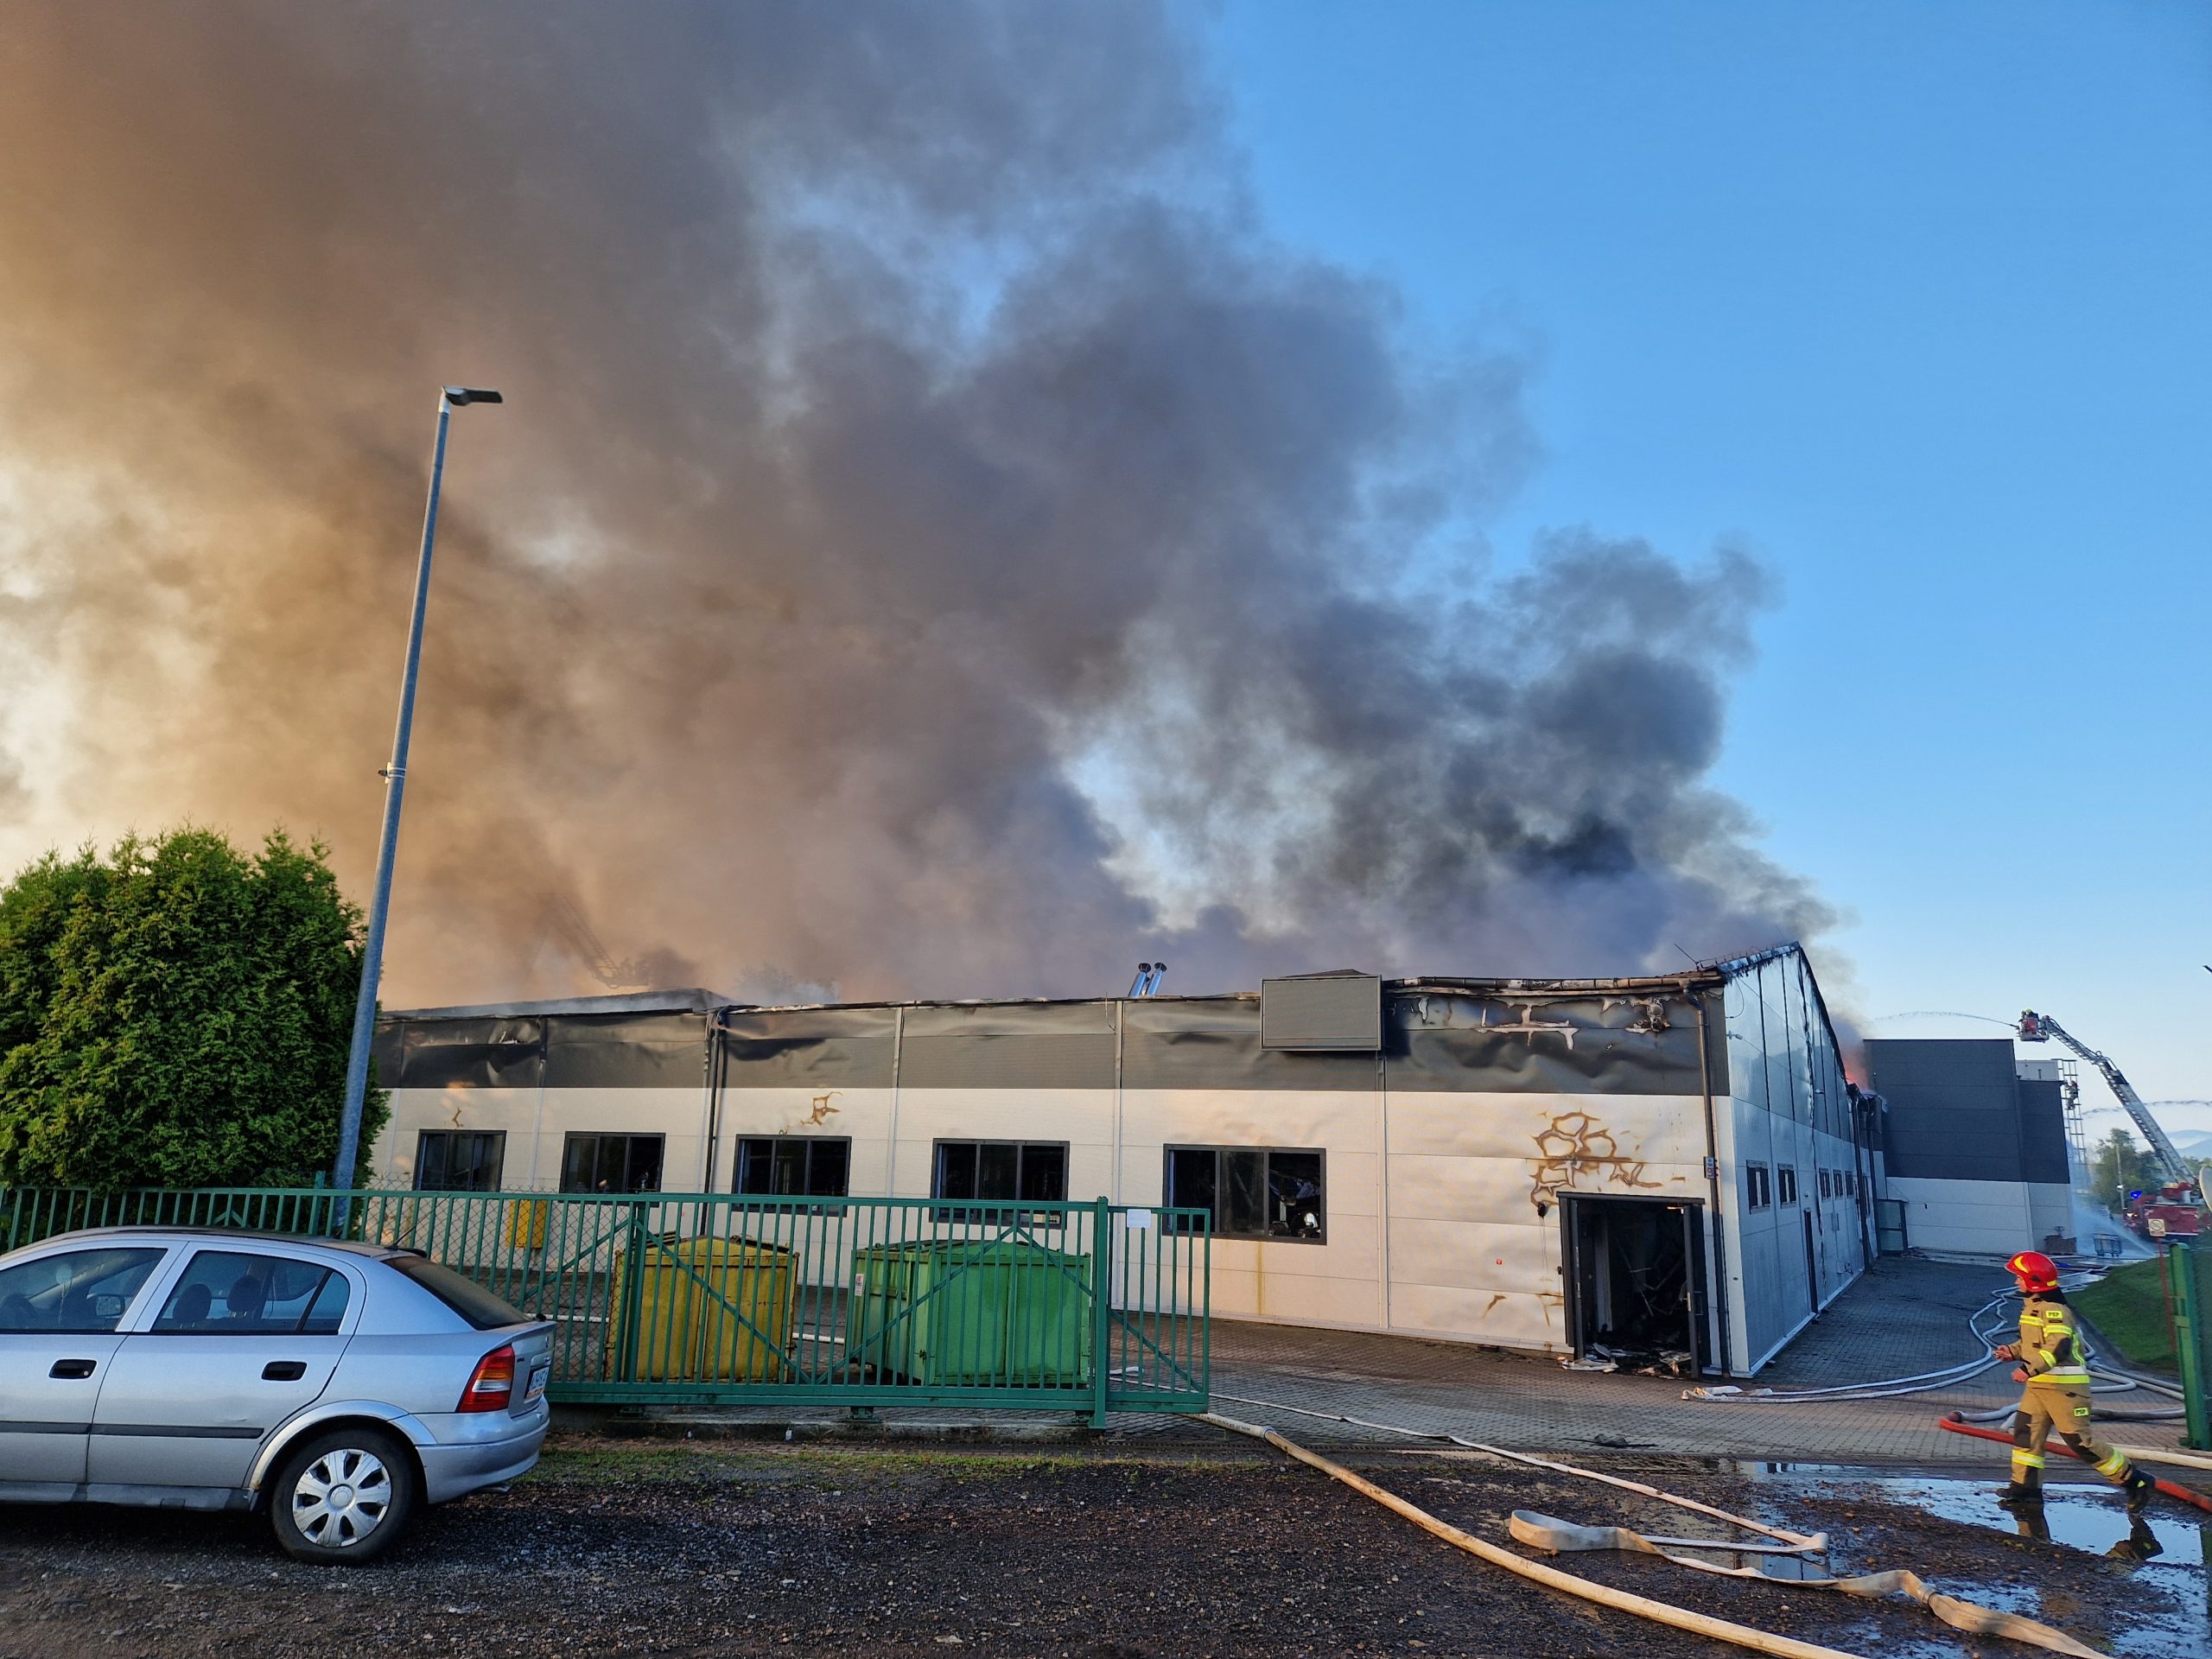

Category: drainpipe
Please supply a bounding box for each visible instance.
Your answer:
[886,1006,906,1196]
[1690,986,1735,1376]
[700,1006,734,1193]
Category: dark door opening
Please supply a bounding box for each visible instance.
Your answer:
[1801,1211,1819,1315]
[1561,1195,1707,1377]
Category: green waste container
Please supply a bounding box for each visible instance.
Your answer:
[848,1238,1092,1386]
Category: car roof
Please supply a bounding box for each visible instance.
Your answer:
[27,1225,417,1262]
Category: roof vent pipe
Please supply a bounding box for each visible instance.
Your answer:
[1142,961,1167,996]
[1128,963,1154,998]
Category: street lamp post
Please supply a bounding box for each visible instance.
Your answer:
[333,386,503,1192]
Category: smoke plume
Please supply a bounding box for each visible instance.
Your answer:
[0,3,1834,1006]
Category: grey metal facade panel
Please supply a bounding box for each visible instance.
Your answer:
[2015,1077,2072,1185]
[1700,995,1731,1096]
[715,1006,897,1089]
[370,1024,404,1087]
[898,1033,1119,1090]
[1122,997,1378,1090]
[542,1011,706,1090]
[1383,991,1708,1096]
[386,1016,545,1090]
[1868,1039,2030,1182]
[1262,974,1382,1051]
[900,1002,1120,1038]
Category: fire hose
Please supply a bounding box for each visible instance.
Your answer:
[1204,1409,2107,1659]
[1935,1414,2212,1513]
[1684,1286,2183,1413]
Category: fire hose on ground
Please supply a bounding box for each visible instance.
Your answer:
[1203,1408,2108,1659]
[1934,1414,2212,1513]
[1682,1286,2186,1416]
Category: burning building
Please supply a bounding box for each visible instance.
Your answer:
[372,940,1874,1375]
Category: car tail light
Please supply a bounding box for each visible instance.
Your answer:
[458,1344,517,1413]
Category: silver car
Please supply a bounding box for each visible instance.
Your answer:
[0,1226,551,1562]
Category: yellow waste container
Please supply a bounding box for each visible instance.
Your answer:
[610,1236,795,1382]
[506,1199,550,1249]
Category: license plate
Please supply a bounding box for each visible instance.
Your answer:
[524,1363,549,1403]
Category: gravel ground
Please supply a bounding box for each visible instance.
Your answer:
[0,1439,2188,1658]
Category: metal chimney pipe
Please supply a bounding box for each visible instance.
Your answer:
[1128,963,1154,998]
[1142,961,1167,996]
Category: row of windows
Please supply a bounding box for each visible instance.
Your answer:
[1742,1161,1865,1212]
[413,1131,1329,1243]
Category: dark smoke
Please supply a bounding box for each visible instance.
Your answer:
[0,3,1835,1006]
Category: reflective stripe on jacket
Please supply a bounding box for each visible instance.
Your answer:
[2018,1293,2092,1385]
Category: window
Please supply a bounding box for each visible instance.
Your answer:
[932,1140,1068,1221]
[736,1136,851,1198]
[1745,1162,1771,1211]
[0,1247,164,1334]
[1777,1166,1798,1205]
[416,1129,505,1192]
[1164,1147,1326,1242]
[386,1255,526,1330]
[151,1251,351,1335]
[561,1132,665,1193]
[1818,1168,1834,1199]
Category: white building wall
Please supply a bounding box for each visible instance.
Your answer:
[1885,1176,2073,1258]
[1719,952,1869,1372]
[378,1078,1716,1355]
[373,950,1868,1373]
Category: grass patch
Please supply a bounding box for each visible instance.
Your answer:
[2072,1258,2175,1371]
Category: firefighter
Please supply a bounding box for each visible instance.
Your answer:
[1993,1249,2154,1516]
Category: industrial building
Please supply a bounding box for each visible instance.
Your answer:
[371,942,1876,1375]
[1866,1037,2075,1257]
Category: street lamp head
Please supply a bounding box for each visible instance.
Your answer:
[442,386,504,407]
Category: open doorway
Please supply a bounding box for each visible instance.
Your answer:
[1560,1194,1708,1376]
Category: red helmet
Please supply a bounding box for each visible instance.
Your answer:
[2006,1250,2060,1293]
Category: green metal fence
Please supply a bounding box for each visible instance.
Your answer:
[2165,1241,2211,1451]
[0,1186,1211,1422]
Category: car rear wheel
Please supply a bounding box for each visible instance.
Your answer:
[268,1426,417,1564]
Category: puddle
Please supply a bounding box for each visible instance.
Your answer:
[1740,1467,2210,1656]
[1739,1465,2206,1567]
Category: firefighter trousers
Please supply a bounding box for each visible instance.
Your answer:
[2011,1380,2132,1487]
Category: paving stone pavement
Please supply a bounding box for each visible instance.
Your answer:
[1135,1255,2193,1471]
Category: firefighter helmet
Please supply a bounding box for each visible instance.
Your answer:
[2006,1249,2060,1293]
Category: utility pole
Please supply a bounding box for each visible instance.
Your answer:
[333,387,503,1192]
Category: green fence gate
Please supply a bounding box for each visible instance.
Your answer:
[0,1187,1211,1423]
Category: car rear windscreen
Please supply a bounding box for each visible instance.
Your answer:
[387,1255,528,1330]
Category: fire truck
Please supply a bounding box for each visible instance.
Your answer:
[2124,1179,2206,1241]
[2019,1010,2205,1238]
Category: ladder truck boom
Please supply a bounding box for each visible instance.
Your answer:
[2018,1010,2192,1185]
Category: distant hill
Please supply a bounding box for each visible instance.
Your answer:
[2171,1129,2212,1159]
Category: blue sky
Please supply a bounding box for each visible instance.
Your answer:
[1205,3,2212,1122]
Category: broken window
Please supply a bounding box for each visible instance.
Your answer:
[416,1129,505,1192]
[1164,1147,1325,1241]
[735,1135,850,1198]
[560,1132,664,1193]
[932,1140,1067,1223]
[1744,1162,1771,1211]
[1777,1166,1798,1205]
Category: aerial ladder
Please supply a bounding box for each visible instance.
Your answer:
[2018,1011,2192,1185]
